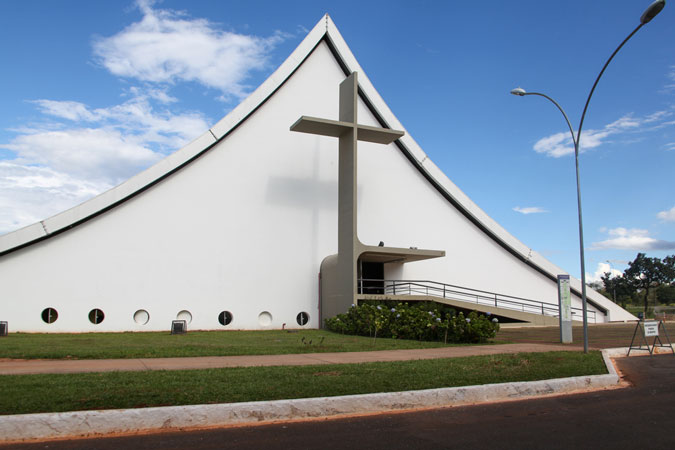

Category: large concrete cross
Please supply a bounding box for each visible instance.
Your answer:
[290,72,404,319]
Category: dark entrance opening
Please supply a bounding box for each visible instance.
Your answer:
[360,261,384,294]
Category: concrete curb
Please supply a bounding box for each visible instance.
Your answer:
[0,349,622,443]
[603,345,674,358]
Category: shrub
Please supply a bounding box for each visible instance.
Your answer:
[324,302,499,343]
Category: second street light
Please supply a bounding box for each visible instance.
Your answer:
[511,0,666,353]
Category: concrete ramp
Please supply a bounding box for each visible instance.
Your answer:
[357,294,560,326]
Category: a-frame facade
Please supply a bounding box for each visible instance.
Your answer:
[0,15,635,332]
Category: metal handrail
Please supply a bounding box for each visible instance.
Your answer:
[357,278,596,323]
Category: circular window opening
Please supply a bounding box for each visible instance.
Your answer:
[258,311,272,327]
[296,312,310,326]
[218,311,233,326]
[176,310,192,324]
[133,309,150,325]
[88,308,105,325]
[41,307,58,324]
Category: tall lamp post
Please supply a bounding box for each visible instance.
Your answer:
[511,0,665,353]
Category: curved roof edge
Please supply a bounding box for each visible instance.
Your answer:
[0,14,328,257]
[0,15,631,320]
[321,18,628,319]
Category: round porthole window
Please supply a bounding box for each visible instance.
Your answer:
[296,312,310,326]
[88,308,105,324]
[41,307,58,324]
[176,310,192,324]
[218,311,233,326]
[133,309,150,325]
[258,311,272,327]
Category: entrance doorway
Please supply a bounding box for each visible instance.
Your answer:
[360,261,384,294]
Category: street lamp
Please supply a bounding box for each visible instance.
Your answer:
[511,0,666,353]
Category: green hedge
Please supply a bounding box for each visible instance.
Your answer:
[324,302,499,343]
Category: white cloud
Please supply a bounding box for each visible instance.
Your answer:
[3,96,209,184]
[0,93,210,235]
[586,262,623,285]
[4,127,161,183]
[31,100,98,122]
[663,65,675,92]
[0,162,109,234]
[0,0,285,236]
[591,227,675,251]
[513,206,548,214]
[127,86,178,104]
[533,111,674,158]
[92,0,285,99]
[657,206,675,222]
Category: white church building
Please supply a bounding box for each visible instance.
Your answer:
[0,15,635,333]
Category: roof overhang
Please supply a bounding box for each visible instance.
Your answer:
[359,246,445,264]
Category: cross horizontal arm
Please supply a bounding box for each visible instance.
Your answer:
[357,123,404,144]
[291,116,404,145]
[290,116,353,138]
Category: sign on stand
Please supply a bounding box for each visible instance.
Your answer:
[627,320,674,356]
[557,275,572,344]
[644,321,659,337]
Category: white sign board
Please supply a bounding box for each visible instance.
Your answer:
[644,321,659,337]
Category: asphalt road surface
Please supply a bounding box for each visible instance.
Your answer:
[4,354,675,450]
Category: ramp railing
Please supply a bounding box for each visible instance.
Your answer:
[357,278,596,323]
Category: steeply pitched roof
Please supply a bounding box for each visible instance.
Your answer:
[0,15,626,318]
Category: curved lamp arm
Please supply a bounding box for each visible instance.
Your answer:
[576,23,643,149]
[510,90,577,147]
[578,0,665,146]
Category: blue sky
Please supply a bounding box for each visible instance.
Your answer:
[0,0,673,282]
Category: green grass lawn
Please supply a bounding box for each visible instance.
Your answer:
[0,330,481,360]
[0,351,605,415]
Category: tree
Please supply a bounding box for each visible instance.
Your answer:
[600,272,635,309]
[664,255,675,281]
[623,253,673,316]
[588,280,604,291]
[655,284,675,305]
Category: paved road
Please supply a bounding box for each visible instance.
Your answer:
[5,354,674,450]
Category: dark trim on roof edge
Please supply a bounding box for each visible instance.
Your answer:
[322,35,605,314]
[0,37,326,259]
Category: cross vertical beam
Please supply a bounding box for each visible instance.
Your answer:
[290,72,404,320]
[337,74,359,313]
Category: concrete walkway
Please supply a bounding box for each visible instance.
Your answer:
[0,343,576,375]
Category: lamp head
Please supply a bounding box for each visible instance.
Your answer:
[510,87,527,96]
[640,0,666,24]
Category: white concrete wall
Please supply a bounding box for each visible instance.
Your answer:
[0,39,629,332]
[0,44,344,332]
[355,100,607,322]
